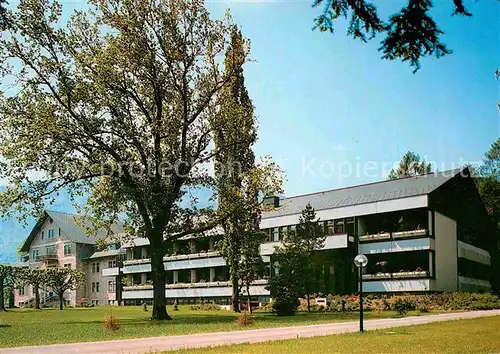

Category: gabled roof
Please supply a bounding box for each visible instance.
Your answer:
[20,210,125,252]
[262,168,465,219]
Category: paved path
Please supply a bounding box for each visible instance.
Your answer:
[1,310,499,354]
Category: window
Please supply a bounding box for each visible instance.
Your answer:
[346,217,355,236]
[272,228,279,242]
[64,244,72,256]
[63,263,71,268]
[325,220,334,235]
[41,231,44,240]
[92,282,96,292]
[32,249,39,260]
[96,282,100,292]
[19,286,25,296]
[58,228,62,236]
[334,219,344,234]
[278,226,286,240]
[91,262,100,273]
[91,299,99,306]
[108,281,116,293]
[108,260,117,268]
[46,245,56,255]
[48,229,55,239]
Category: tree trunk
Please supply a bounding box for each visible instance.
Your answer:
[231,276,240,313]
[246,282,252,314]
[307,293,311,312]
[150,246,172,320]
[0,280,5,312]
[58,292,64,311]
[34,284,40,310]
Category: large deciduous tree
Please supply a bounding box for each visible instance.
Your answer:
[313,0,475,72]
[16,268,48,310]
[0,265,15,311]
[45,267,85,310]
[389,151,432,179]
[0,0,258,320]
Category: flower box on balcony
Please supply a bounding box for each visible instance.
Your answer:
[359,232,391,242]
[392,271,428,278]
[123,284,153,291]
[123,258,150,266]
[362,273,391,280]
[392,229,427,239]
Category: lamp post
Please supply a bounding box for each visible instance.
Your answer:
[354,254,368,333]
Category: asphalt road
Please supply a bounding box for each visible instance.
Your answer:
[1,310,499,354]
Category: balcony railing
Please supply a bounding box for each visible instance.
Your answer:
[39,253,58,261]
[123,251,221,266]
[123,279,268,291]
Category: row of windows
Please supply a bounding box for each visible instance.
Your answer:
[90,260,118,273]
[40,228,61,240]
[31,244,72,260]
[262,217,355,242]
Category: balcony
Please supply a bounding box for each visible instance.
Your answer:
[259,234,349,256]
[363,279,431,292]
[122,251,221,267]
[39,253,58,261]
[122,280,270,299]
[102,267,120,277]
[359,237,434,254]
[164,251,220,261]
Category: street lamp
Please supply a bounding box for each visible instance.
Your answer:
[354,254,368,333]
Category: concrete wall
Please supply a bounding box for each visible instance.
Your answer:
[433,212,458,292]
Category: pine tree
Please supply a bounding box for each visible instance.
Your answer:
[389,151,432,179]
[268,204,325,314]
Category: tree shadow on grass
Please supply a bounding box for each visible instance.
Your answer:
[0,324,11,328]
[59,313,238,326]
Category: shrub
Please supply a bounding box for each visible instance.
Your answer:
[393,298,415,315]
[103,314,121,331]
[272,298,300,316]
[236,311,254,326]
[189,303,221,311]
[260,301,273,312]
[77,298,89,308]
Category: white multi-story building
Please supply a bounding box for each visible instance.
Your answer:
[15,168,496,307]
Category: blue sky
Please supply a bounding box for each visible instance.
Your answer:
[0,0,498,263]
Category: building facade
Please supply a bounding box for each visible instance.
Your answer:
[14,168,496,307]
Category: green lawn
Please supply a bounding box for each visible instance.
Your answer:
[174,316,500,354]
[0,306,426,348]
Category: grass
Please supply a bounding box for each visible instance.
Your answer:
[173,316,500,353]
[0,306,428,348]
